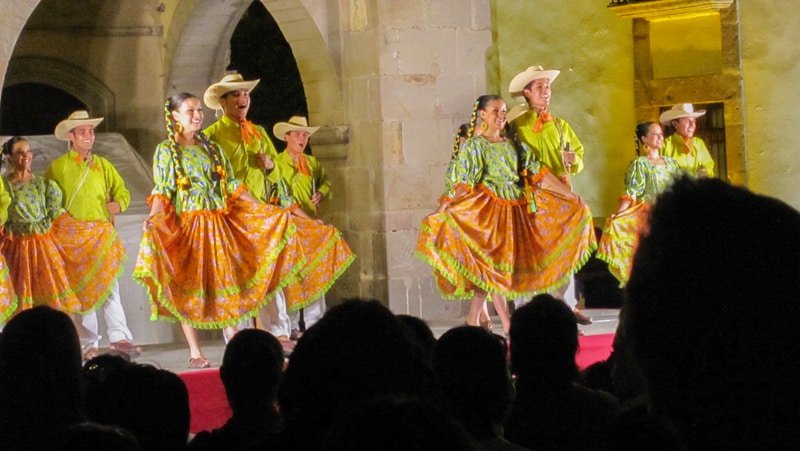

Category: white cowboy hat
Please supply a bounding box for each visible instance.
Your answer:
[659,103,706,124]
[509,65,561,101]
[203,73,260,110]
[54,110,104,141]
[506,103,529,123]
[273,116,320,141]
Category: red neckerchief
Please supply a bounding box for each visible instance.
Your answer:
[73,151,100,171]
[291,152,311,176]
[531,111,554,133]
[683,136,694,154]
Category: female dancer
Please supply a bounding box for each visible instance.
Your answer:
[134,93,352,368]
[0,137,121,319]
[597,121,682,285]
[417,95,596,334]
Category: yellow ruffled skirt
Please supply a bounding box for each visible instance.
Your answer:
[0,215,124,319]
[283,215,355,311]
[596,201,651,285]
[134,196,354,328]
[417,184,596,300]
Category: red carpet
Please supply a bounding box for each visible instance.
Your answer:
[178,368,232,434]
[179,333,616,434]
[577,333,615,369]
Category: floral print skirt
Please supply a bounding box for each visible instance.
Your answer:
[417,184,596,300]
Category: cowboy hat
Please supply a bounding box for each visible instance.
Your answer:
[203,73,260,110]
[54,110,104,141]
[509,65,561,101]
[659,103,706,124]
[506,103,529,123]
[273,116,320,141]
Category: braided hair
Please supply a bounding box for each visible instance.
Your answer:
[164,93,227,190]
[451,123,470,160]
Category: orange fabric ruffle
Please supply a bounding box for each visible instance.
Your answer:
[133,197,306,329]
[417,184,596,300]
[282,215,356,311]
[0,254,16,322]
[1,215,124,317]
[596,202,652,285]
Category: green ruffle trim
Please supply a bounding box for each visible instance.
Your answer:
[7,232,126,317]
[0,264,19,324]
[417,213,597,301]
[133,220,305,330]
[287,239,356,312]
[595,252,628,288]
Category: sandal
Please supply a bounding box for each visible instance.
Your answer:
[187,356,211,369]
[481,320,494,331]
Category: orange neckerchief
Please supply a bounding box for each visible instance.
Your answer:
[531,111,554,133]
[291,152,311,177]
[683,137,694,154]
[73,151,100,171]
[239,120,262,145]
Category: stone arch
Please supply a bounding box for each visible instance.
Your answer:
[164,0,343,127]
[0,0,40,101]
[4,56,117,131]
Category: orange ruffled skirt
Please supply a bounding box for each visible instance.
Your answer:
[596,201,651,286]
[283,215,355,311]
[0,215,125,319]
[0,256,15,323]
[133,196,354,328]
[417,184,596,300]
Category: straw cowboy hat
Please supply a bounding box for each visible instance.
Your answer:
[659,103,706,125]
[54,110,104,141]
[273,116,320,141]
[509,65,561,101]
[506,103,529,123]
[203,73,260,110]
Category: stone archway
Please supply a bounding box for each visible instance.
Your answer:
[164,0,344,128]
[0,0,41,101]
[4,56,117,131]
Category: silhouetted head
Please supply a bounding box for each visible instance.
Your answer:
[220,328,284,411]
[509,294,578,385]
[87,363,189,451]
[0,306,84,447]
[433,326,513,440]
[624,175,800,449]
[278,298,437,450]
[322,395,474,451]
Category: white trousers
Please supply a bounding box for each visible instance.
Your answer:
[224,289,292,343]
[289,294,326,331]
[75,279,133,350]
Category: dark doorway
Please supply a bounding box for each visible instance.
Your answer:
[228,0,308,153]
[1,83,86,136]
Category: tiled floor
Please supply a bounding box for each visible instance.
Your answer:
[124,309,620,374]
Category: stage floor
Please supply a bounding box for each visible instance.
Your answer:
[122,309,620,374]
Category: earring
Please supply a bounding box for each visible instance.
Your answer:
[480,121,488,132]
[175,122,184,134]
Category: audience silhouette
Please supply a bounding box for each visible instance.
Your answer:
[254,298,437,450]
[187,328,284,451]
[504,294,619,451]
[0,306,85,450]
[51,422,142,451]
[322,395,475,450]
[85,360,190,451]
[433,325,528,451]
[621,175,800,450]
